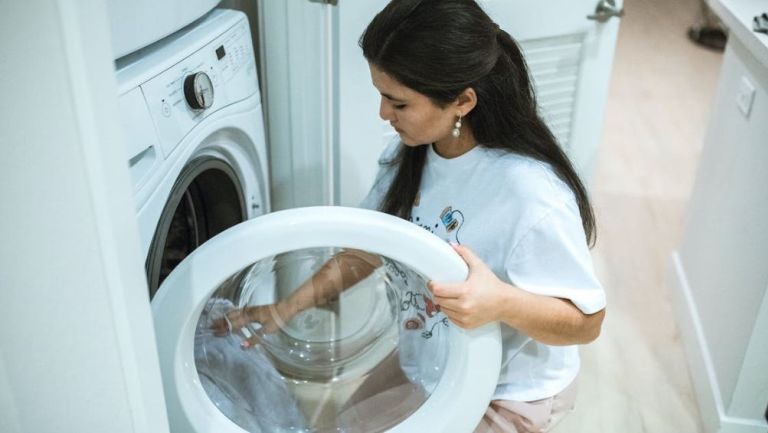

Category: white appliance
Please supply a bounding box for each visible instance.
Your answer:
[115,8,501,433]
[151,206,502,433]
[106,0,221,59]
[114,9,269,297]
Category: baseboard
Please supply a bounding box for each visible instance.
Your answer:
[719,418,768,433]
[669,252,768,433]
[669,251,723,433]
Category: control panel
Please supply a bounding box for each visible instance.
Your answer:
[140,18,259,158]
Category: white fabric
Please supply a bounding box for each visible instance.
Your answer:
[195,299,307,432]
[360,139,606,402]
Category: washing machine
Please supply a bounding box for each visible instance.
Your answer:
[152,206,502,433]
[116,8,501,433]
[115,9,268,297]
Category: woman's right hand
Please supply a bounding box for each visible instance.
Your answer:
[211,303,296,346]
[210,249,380,347]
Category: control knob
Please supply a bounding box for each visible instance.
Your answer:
[184,72,214,110]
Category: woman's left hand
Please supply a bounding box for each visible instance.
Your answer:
[427,244,511,329]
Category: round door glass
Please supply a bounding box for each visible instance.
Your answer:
[193,247,451,433]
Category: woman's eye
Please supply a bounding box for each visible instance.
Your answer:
[393,104,407,110]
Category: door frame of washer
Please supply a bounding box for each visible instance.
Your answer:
[133,93,269,259]
[151,206,502,433]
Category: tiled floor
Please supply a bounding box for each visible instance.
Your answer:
[551,0,723,431]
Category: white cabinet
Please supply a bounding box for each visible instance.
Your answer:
[671,3,768,431]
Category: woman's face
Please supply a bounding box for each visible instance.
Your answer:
[369,64,456,147]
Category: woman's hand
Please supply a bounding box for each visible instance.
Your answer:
[211,302,296,347]
[427,244,511,329]
[430,245,605,344]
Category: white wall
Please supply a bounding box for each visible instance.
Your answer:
[0,1,169,432]
[260,0,336,210]
[335,0,394,207]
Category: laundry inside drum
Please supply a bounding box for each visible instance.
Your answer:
[193,247,452,432]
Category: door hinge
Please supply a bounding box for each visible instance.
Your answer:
[587,0,624,22]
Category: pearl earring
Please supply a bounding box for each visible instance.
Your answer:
[452,115,462,138]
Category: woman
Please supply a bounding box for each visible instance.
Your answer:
[358,1,606,431]
[218,0,606,431]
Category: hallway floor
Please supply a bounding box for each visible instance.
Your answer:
[551,0,723,431]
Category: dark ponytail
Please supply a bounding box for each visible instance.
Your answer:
[361,0,596,247]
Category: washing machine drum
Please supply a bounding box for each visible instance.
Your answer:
[151,207,501,433]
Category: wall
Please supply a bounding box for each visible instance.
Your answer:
[258,0,336,210]
[0,1,169,432]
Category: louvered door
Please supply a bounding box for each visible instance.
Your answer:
[520,35,584,152]
[482,0,623,185]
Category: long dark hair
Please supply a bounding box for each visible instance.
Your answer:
[360,0,595,247]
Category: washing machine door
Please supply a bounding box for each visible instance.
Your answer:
[152,206,501,433]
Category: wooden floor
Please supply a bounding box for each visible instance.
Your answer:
[552,0,723,431]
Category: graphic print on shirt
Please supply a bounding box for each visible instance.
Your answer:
[396,201,468,340]
[385,259,449,340]
[410,205,466,245]
[439,206,464,244]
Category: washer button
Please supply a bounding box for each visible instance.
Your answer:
[162,101,171,117]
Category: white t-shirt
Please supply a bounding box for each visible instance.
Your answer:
[360,140,606,402]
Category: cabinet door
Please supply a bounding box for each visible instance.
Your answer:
[480,0,622,185]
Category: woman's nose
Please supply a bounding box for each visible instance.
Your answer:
[379,99,394,121]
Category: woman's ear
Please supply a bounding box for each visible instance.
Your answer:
[455,87,477,116]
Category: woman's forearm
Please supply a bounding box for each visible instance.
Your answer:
[282,250,383,314]
[496,282,605,346]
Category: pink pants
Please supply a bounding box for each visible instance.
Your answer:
[473,379,579,433]
[340,352,578,433]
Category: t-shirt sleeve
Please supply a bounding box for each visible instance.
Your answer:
[504,198,605,314]
[358,138,401,210]
[358,169,389,210]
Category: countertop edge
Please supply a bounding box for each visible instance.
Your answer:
[709,0,768,69]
